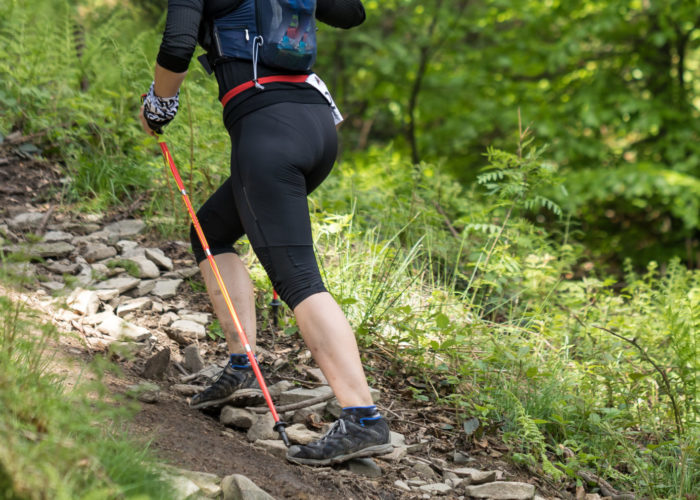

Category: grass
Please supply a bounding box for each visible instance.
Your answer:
[0,268,175,499]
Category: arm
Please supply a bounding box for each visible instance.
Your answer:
[140,0,203,135]
[316,0,366,29]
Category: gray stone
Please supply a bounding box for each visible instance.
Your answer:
[419,483,452,495]
[67,288,100,316]
[116,240,138,254]
[95,289,119,301]
[152,279,182,298]
[285,423,322,445]
[104,219,146,238]
[97,314,150,342]
[413,462,438,479]
[43,260,78,275]
[162,473,200,500]
[450,467,497,485]
[4,262,36,278]
[221,474,275,500]
[291,404,325,424]
[376,445,407,462]
[183,344,205,373]
[41,280,65,291]
[463,481,536,500]
[347,458,382,478]
[454,450,471,464]
[60,221,101,235]
[121,247,146,259]
[90,262,111,279]
[279,385,333,405]
[75,263,94,287]
[394,480,412,492]
[268,380,294,398]
[407,479,428,487]
[247,413,277,442]
[171,319,206,339]
[126,382,160,403]
[145,247,174,270]
[142,348,171,380]
[126,256,160,279]
[94,276,140,294]
[159,311,180,327]
[84,243,117,263]
[43,230,73,242]
[254,439,288,460]
[221,407,256,429]
[130,279,156,297]
[116,297,152,316]
[8,212,43,231]
[4,241,75,259]
[178,311,210,325]
[391,431,407,447]
[178,469,221,498]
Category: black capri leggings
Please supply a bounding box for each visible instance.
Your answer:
[190,101,338,310]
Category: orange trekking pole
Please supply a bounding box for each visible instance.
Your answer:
[158,140,290,446]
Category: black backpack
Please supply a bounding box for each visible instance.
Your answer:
[204,0,317,74]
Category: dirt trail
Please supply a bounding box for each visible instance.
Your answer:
[0,140,568,500]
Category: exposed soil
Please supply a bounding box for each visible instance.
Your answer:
[0,138,568,500]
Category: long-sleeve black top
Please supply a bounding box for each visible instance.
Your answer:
[156,0,365,126]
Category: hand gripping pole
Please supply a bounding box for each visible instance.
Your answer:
[158,141,290,447]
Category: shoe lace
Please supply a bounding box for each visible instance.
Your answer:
[319,417,347,442]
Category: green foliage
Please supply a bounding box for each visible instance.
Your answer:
[0,280,174,499]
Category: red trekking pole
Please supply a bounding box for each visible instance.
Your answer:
[158,140,290,446]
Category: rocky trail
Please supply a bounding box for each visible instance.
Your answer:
[0,136,622,500]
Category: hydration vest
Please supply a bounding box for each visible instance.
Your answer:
[206,0,317,80]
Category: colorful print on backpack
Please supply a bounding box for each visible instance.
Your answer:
[212,0,317,72]
[259,0,316,71]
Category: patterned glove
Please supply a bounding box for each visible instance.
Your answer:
[142,82,179,134]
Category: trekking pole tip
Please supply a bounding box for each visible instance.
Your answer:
[273,421,290,447]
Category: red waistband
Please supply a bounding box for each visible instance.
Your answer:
[220,74,309,108]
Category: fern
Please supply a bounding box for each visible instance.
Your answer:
[504,389,564,480]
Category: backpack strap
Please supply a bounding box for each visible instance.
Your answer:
[220,74,309,107]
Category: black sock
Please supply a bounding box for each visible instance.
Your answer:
[228,353,251,369]
[341,405,382,425]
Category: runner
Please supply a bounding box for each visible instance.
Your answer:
[139,0,392,465]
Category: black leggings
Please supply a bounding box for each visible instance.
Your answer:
[190,102,338,309]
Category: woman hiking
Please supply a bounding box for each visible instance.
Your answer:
[139,0,392,466]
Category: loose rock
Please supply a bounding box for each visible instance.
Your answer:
[171,319,206,340]
[116,297,152,316]
[104,219,146,238]
[97,314,150,342]
[126,256,160,279]
[279,385,333,405]
[183,344,205,373]
[221,474,275,500]
[285,423,322,445]
[94,276,140,294]
[84,243,117,263]
[267,380,294,398]
[463,481,536,500]
[171,384,203,396]
[247,413,277,442]
[221,407,256,429]
[145,247,174,270]
[8,212,44,231]
[395,480,412,492]
[142,348,170,380]
[126,382,160,403]
[152,279,183,299]
[419,483,452,495]
[43,230,73,242]
[67,288,100,316]
[347,458,382,478]
[450,467,497,485]
[253,439,288,460]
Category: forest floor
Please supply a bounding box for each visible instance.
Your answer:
[0,137,572,500]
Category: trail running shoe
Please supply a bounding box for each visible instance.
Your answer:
[286,408,392,465]
[189,356,264,410]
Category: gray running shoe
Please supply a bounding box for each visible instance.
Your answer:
[189,363,263,410]
[286,409,392,465]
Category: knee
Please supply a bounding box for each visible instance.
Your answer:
[256,246,326,310]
